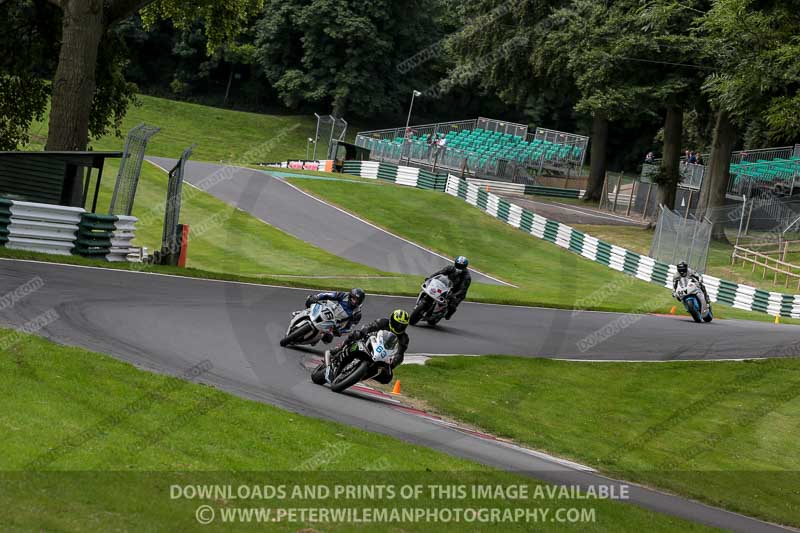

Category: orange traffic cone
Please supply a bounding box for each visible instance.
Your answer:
[391,380,401,394]
[670,306,676,315]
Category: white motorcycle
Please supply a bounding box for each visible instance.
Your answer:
[673,276,713,323]
[311,330,399,393]
[409,274,452,326]
[279,300,350,347]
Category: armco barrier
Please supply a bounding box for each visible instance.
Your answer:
[341,161,447,191]
[0,198,11,246]
[107,215,139,262]
[6,200,83,255]
[74,213,116,258]
[442,175,800,318]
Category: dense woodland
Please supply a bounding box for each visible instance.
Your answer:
[1,0,799,236]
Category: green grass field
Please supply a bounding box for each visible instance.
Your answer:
[396,356,800,527]
[25,94,334,163]
[0,328,709,532]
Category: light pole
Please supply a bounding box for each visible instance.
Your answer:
[404,90,421,163]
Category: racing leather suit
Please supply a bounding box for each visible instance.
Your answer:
[672,269,710,305]
[329,317,409,384]
[305,291,362,342]
[428,265,471,319]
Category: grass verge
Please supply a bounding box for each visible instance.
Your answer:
[286,177,793,323]
[0,329,709,532]
[396,356,800,527]
[25,95,339,163]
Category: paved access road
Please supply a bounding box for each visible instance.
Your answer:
[499,194,647,227]
[0,259,795,532]
[146,157,506,285]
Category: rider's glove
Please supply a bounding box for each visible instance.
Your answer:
[349,330,364,342]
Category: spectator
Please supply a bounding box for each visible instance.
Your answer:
[427,134,437,158]
[696,152,704,165]
[688,151,697,164]
[645,151,655,164]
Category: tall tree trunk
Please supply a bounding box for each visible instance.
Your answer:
[656,106,683,210]
[697,109,736,242]
[583,113,608,202]
[46,0,104,152]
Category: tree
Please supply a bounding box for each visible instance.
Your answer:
[0,0,59,150]
[44,0,264,152]
[697,0,800,240]
[638,0,709,211]
[540,0,660,202]
[254,0,441,117]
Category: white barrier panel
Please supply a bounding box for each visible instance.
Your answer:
[466,178,525,195]
[107,215,139,262]
[7,201,83,255]
[396,167,420,187]
[361,161,380,179]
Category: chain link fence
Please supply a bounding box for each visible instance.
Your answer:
[109,124,160,216]
[650,205,712,273]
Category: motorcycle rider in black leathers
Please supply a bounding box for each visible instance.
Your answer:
[325,310,410,384]
[427,256,471,319]
[304,288,365,343]
[672,261,710,304]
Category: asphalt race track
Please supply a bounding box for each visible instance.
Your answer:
[0,258,796,531]
[146,157,506,285]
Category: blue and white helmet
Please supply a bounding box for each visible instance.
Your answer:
[454,256,469,270]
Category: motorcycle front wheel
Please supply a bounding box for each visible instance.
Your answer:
[280,322,314,347]
[330,358,370,393]
[685,298,702,323]
[409,296,431,326]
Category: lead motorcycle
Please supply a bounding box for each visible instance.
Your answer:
[311,330,399,393]
[279,300,350,347]
[673,276,713,323]
[409,274,452,326]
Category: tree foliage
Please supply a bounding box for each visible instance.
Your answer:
[0,0,58,149]
[254,0,443,117]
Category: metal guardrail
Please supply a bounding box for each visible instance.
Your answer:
[6,200,83,255]
[1,197,140,260]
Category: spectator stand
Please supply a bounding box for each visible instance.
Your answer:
[355,117,588,184]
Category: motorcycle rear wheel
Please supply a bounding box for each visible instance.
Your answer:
[280,322,313,347]
[311,362,327,385]
[331,358,370,393]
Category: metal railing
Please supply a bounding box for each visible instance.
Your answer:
[476,117,527,137]
[598,173,657,220]
[639,162,704,189]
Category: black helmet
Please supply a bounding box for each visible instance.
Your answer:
[349,288,365,307]
[389,309,409,334]
[454,256,469,270]
[677,261,688,276]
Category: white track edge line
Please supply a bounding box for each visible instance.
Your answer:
[276,177,517,288]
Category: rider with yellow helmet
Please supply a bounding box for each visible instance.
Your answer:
[326,309,410,384]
